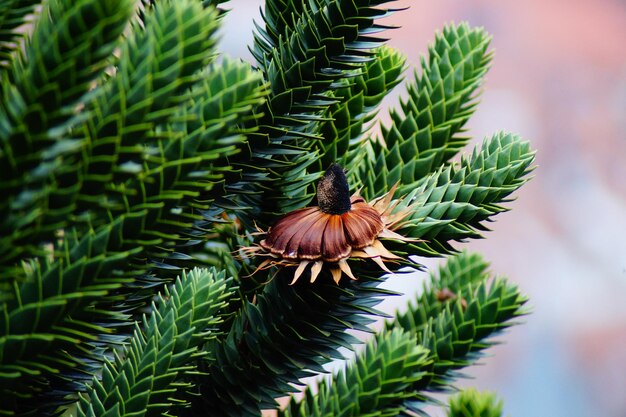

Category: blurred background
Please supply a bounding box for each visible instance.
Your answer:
[220,1,626,415]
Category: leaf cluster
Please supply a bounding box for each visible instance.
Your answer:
[281,251,526,416]
[0,0,535,416]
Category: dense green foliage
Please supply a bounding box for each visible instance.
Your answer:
[0,0,534,416]
[448,389,504,417]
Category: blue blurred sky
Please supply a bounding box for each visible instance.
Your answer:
[220,1,626,415]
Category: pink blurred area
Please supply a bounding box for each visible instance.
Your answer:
[222,1,626,415]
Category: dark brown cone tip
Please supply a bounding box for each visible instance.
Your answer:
[317,164,351,215]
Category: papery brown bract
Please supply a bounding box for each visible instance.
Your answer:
[260,196,384,263]
[241,164,417,284]
[247,189,415,284]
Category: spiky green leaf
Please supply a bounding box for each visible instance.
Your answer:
[0,0,135,283]
[389,252,528,413]
[448,389,504,417]
[78,267,236,417]
[360,23,493,198]
[280,328,430,417]
[230,0,400,225]
[0,0,40,64]
[189,269,397,416]
[387,132,535,257]
[319,45,407,172]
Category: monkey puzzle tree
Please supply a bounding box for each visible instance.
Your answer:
[0,0,534,416]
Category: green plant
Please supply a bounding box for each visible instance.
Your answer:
[447,389,504,417]
[0,0,534,416]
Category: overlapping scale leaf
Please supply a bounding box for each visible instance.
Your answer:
[317,45,407,172]
[258,0,316,48]
[359,23,493,199]
[385,132,535,257]
[258,0,393,55]
[60,2,242,295]
[394,251,491,334]
[120,64,268,294]
[0,52,264,401]
[151,58,267,274]
[168,58,268,209]
[448,389,504,417]
[403,277,526,411]
[229,0,399,225]
[189,269,397,417]
[74,53,266,378]
[0,214,143,413]
[391,23,493,159]
[0,2,264,411]
[280,329,430,417]
[254,0,396,64]
[388,252,527,414]
[0,0,41,64]
[281,252,524,417]
[77,268,236,417]
[77,0,220,219]
[0,0,134,283]
[138,0,231,24]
